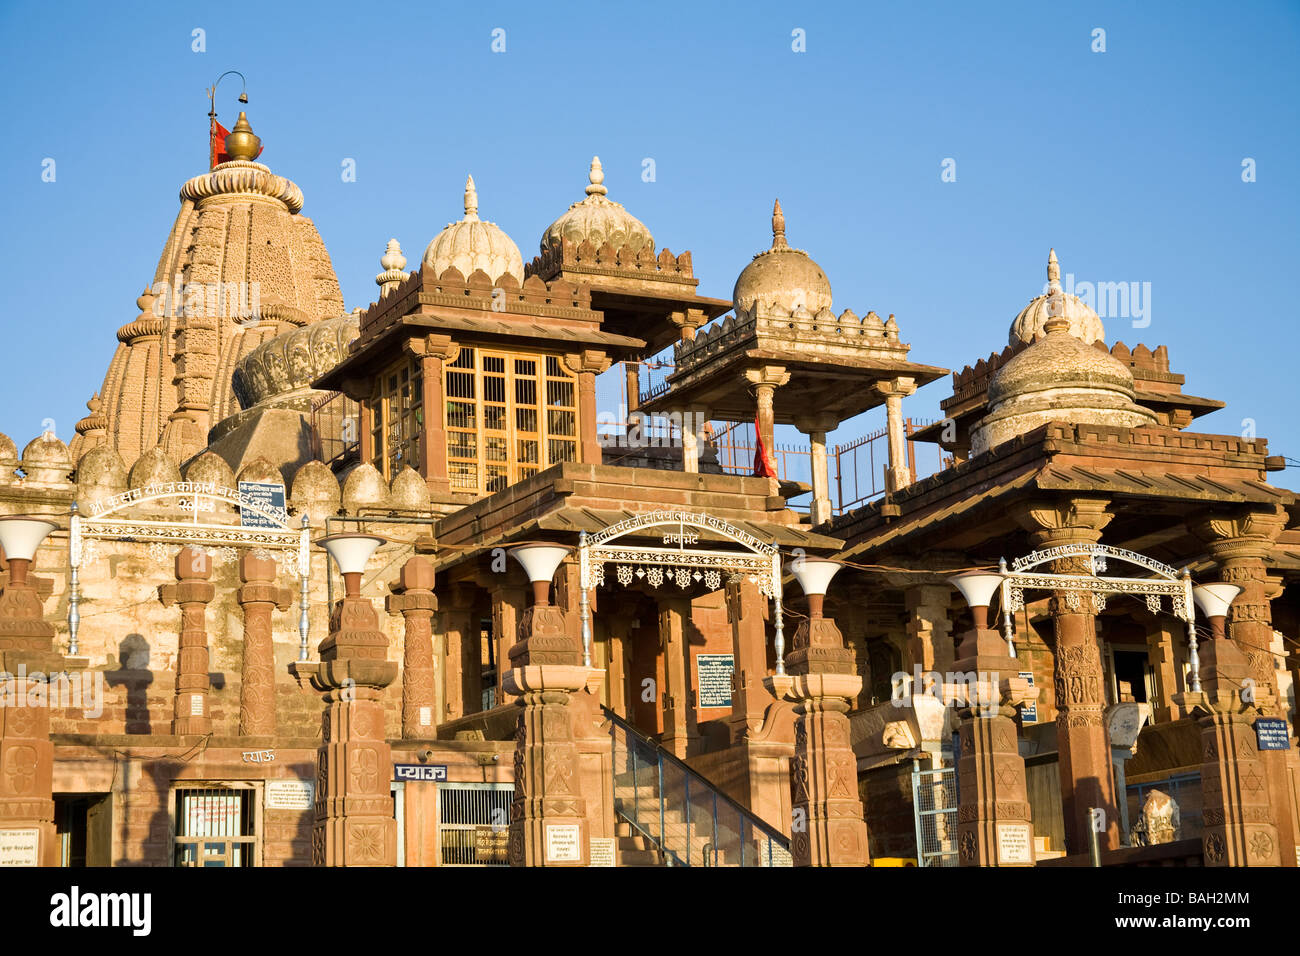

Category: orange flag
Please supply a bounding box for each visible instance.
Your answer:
[210,117,263,168]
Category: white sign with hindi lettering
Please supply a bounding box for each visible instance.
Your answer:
[589,837,616,867]
[545,824,582,863]
[265,780,315,811]
[0,828,39,867]
[996,823,1033,864]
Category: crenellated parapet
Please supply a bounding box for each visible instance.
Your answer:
[526,235,695,286]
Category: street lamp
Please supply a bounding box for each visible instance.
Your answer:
[509,543,571,607]
[1191,583,1241,643]
[948,569,1011,657]
[317,533,386,598]
[0,516,58,589]
[790,557,841,619]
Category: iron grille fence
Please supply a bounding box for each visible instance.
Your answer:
[173,785,258,867]
[911,763,958,867]
[439,782,513,866]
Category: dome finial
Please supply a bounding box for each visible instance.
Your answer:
[586,156,608,197]
[464,175,479,220]
[224,111,262,162]
[771,199,788,250]
[1047,247,1062,292]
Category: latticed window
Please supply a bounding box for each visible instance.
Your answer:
[446,347,578,494]
[371,356,424,481]
[172,785,259,867]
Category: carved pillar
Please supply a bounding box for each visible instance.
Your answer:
[237,552,291,737]
[659,596,699,759]
[903,583,956,677]
[563,350,612,466]
[387,556,438,738]
[725,576,775,741]
[625,361,641,414]
[950,596,1036,866]
[796,413,839,525]
[1013,497,1118,853]
[503,575,590,867]
[439,586,479,721]
[405,334,458,495]
[873,377,917,493]
[1176,602,1280,866]
[679,406,708,475]
[309,572,398,867]
[489,584,525,707]
[1145,619,1182,723]
[771,597,868,866]
[1190,505,1295,866]
[0,545,62,866]
[159,547,216,736]
[744,366,790,476]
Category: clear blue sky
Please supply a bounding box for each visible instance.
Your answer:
[2,0,1296,479]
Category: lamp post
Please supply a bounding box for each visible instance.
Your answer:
[318,533,385,599]
[790,557,840,620]
[509,543,570,608]
[1192,583,1241,644]
[0,516,58,590]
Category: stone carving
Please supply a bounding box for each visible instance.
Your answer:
[1130,789,1180,846]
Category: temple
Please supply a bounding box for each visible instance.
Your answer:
[0,108,1296,869]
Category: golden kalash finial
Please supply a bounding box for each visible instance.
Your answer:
[224,112,262,162]
[771,198,788,250]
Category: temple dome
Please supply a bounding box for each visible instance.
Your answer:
[423,176,524,283]
[733,200,832,317]
[541,157,654,254]
[972,314,1156,455]
[1009,249,1104,347]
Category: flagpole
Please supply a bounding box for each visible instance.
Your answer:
[206,70,249,168]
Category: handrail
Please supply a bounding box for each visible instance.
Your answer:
[603,706,790,851]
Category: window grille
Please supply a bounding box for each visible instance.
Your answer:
[172,785,259,867]
[438,783,513,866]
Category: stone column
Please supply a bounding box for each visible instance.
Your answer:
[386,555,438,738]
[1013,497,1118,853]
[563,350,612,466]
[0,545,63,867]
[1190,505,1296,866]
[1175,602,1280,866]
[624,361,641,414]
[679,406,709,475]
[490,584,526,707]
[949,596,1037,866]
[1145,619,1182,723]
[439,586,479,721]
[873,377,917,493]
[159,547,216,736]
[309,571,398,867]
[237,552,292,738]
[744,366,790,476]
[725,576,776,740]
[795,413,839,525]
[604,612,634,718]
[769,594,869,866]
[503,574,590,867]
[405,334,458,495]
[903,583,956,677]
[659,596,700,759]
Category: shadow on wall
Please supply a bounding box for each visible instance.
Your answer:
[105,634,153,735]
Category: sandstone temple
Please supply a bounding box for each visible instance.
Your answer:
[0,108,1295,868]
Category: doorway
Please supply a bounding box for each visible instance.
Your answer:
[54,794,112,867]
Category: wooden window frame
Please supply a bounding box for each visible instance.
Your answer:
[370,355,424,482]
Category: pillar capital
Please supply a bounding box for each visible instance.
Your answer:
[402,332,459,361]
[793,412,839,435]
[561,349,612,376]
[1011,496,1113,550]
[1188,504,1287,561]
[742,365,790,391]
[871,376,916,400]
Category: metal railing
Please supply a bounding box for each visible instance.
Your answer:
[309,390,360,471]
[605,708,791,867]
[911,762,958,866]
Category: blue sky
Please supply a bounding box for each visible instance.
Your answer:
[1,0,1296,479]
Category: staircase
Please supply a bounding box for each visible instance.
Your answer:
[605,708,792,867]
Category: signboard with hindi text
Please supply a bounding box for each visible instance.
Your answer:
[238,480,288,529]
[696,653,735,708]
[0,829,39,867]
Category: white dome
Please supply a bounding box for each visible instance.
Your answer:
[423,175,524,283]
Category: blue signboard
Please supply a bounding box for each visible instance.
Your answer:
[394,764,448,782]
[695,654,734,708]
[238,480,288,529]
[1254,717,1291,751]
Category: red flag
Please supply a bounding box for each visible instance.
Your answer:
[752,419,777,478]
[210,118,231,168]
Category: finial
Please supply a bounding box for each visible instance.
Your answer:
[1043,314,1071,334]
[224,111,262,162]
[376,238,410,292]
[87,393,101,413]
[586,156,608,197]
[1046,247,1062,293]
[380,238,407,272]
[771,199,788,250]
[464,175,479,220]
[136,285,156,312]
